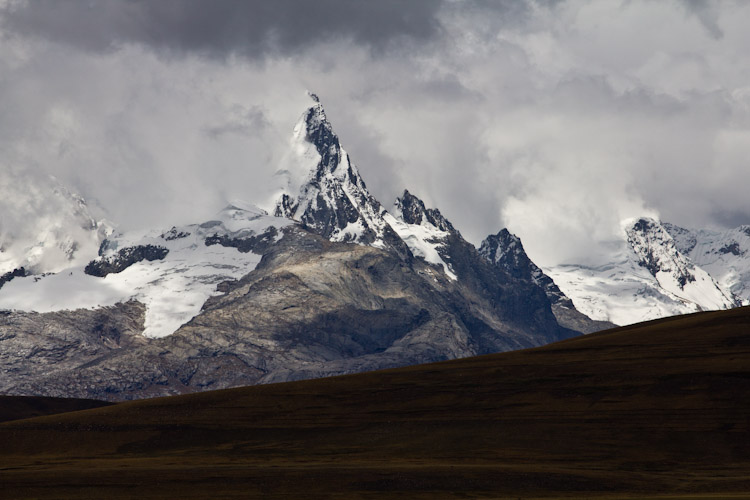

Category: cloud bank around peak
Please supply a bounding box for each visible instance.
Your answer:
[1,1,750,267]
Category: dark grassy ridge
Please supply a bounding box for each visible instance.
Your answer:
[0,395,112,423]
[1,307,750,499]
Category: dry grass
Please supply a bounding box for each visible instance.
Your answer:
[0,395,112,423]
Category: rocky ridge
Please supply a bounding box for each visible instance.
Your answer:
[479,229,616,334]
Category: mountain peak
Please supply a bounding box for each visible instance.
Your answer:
[479,229,573,309]
[274,97,410,257]
[306,91,321,103]
[298,99,336,161]
[394,190,456,233]
[627,217,692,283]
[479,229,523,266]
[626,216,738,309]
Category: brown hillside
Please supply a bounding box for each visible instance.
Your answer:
[0,395,112,423]
[1,307,750,499]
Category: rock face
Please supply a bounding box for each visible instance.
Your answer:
[84,245,169,277]
[1,227,574,400]
[479,229,616,334]
[0,301,147,397]
[480,229,571,307]
[395,190,455,233]
[383,190,457,279]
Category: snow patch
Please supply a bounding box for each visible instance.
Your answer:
[383,212,456,280]
[664,223,750,305]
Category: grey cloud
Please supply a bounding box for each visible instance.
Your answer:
[1,0,444,58]
[205,105,270,140]
[712,208,750,229]
[684,0,723,39]
[2,0,750,268]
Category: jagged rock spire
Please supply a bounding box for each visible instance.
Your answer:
[394,190,456,233]
[479,229,573,308]
[274,93,410,257]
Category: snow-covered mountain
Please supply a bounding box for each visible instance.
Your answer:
[2,94,743,342]
[274,92,409,258]
[0,177,112,279]
[0,94,588,400]
[0,202,290,337]
[0,95,564,341]
[544,217,741,326]
[626,218,737,310]
[664,222,750,305]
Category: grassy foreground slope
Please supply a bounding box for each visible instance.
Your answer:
[1,307,750,499]
[0,395,112,423]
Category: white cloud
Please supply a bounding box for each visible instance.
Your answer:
[1,0,750,269]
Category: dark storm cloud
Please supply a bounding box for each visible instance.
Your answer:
[1,0,444,57]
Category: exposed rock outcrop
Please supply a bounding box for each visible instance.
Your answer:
[84,245,169,277]
[479,229,616,334]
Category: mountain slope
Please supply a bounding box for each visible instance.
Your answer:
[2,306,749,498]
[480,228,571,306]
[479,228,615,333]
[0,203,290,338]
[665,222,750,305]
[2,225,572,400]
[545,217,740,325]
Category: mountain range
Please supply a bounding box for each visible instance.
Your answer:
[0,93,746,400]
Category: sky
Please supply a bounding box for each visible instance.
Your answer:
[1,0,750,266]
